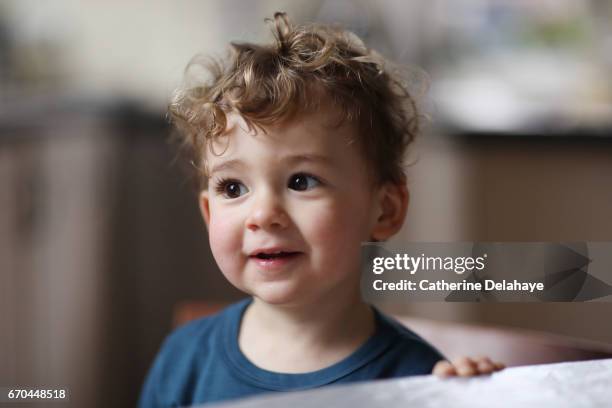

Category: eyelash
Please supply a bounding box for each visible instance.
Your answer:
[214,177,241,195]
[287,172,322,191]
[213,173,323,198]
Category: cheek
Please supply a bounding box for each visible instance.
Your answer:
[208,209,243,273]
[302,197,371,259]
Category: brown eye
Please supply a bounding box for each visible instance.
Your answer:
[287,173,320,191]
[216,179,248,199]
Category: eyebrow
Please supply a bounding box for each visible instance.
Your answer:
[283,153,333,166]
[208,159,247,176]
[208,153,333,176]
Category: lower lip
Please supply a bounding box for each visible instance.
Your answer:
[249,253,302,270]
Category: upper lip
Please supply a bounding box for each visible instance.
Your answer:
[248,247,301,257]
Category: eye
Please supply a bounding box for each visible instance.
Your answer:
[287,173,321,191]
[215,179,249,199]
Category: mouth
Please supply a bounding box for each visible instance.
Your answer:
[250,251,301,260]
[247,248,303,270]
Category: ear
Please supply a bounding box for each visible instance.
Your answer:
[198,190,211,229]
[371,181,409,241]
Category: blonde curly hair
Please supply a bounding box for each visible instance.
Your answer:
[169,12,422,189]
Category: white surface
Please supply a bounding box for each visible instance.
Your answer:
[202,359,612,408]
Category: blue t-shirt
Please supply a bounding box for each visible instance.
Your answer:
[139,299,443,407]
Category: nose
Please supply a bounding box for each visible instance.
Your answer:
[245,190,289,231]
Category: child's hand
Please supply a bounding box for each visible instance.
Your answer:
[432,356,505,377]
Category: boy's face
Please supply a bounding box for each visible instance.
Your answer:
[199,107,407,307]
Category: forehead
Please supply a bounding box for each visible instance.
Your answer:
[206,107,361,168]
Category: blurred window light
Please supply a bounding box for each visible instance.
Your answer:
[425,0,612,135]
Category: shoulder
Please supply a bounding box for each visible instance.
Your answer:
[155,299,248,367]
[139,300,248,407]
[164,311,222,350]
[373,310,445,376]
[377,312,430,344]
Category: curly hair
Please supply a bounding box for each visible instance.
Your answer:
[169,12,422,189]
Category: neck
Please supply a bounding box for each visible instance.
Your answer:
[238,288,375,372]
[251,291,372,342]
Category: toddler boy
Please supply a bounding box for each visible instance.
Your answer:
[140,12,502,408]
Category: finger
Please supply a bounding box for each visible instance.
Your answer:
[493,361,506,371]
[474,356,495,374]
[432,360,456,377]
[453,357,478,377]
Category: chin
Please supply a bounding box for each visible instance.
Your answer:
[253,291,299,306]
[251,283,309,306]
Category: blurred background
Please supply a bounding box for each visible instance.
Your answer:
[1,0,611,406]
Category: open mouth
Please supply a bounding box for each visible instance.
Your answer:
[253,251,300,260]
